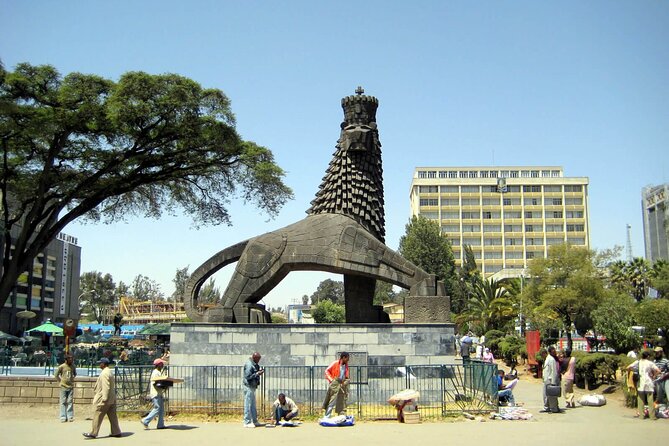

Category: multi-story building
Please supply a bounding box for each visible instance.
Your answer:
[0,228,81,335]
[409,166,590,277]
[642,183,669,262]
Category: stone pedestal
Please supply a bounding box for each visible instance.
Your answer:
[404,295,450,323]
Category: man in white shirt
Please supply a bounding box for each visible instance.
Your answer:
[271,393,299,424]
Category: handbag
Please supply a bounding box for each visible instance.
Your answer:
[546,384,562,397]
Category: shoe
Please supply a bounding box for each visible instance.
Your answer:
[69,419,75,422]
[141,421,149,430]
[157,426,167,430]
[254,422,264,427]
[539,409,549,413]
[60,419,67,423]
[243,423,256,428]
[82,433,96,439]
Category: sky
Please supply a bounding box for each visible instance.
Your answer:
[1,1,668,308]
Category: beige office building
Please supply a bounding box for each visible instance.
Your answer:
[409,166,590,277]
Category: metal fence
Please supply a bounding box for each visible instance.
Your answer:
[114,361,498,419]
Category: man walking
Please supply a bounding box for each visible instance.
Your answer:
[242,352,264,428]
[323,352,350,418]
[54,354,76,422]
[653,346,669,405]
[141,358,168,430]
[83,358,122,439]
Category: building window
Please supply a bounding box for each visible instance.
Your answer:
[504,224,522,232]
[544,185,561,193]
[419,198,438,206]
[523,185,542,193]
[419,185,438,193]
[442,212,460,219]
[442,224,460,232]
[524,198,540,206]
[482,198,499,205]
[531,170,539,178]
[463,237,481,246]
[505,238,522,246]
[565,210,584,218]
[459,171,467,178]
[442,198,459,206]
[546,238,564,245]
[545,224,563,232]
[504,211,521,219]
[484,237,502,245]
[521,170,530,178]
[547,211,563,219]
[439,171,447,178]
[462,224,481,232]
[509,170,519,178]
[483,224,501,232]
[426,171,436,178]
[552,170,560,177]
[461,186,480,193]
[545,197,562,205]
[564,185,583,192]
[526,252,535,259]
[448,171,457,178]
[462,211,479,219]
[490,170,498,178]
[565,197,583,205]
[542,170,551,177]
[469,171,478,178]
[418,171,427,179]
[505,251,523,259]
[480,170,489,178]
[567,238,586,245]
[507,185,521,192]
[441,186,458,193]
[525,224,535,232]
[525,211,540,219]
[462,198,480,206]
[566,224,585,232]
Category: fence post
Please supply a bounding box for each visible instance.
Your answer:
[213,366,218,415]
[440,365,446,416]
[356,366,361,419]
[309,366,314,416]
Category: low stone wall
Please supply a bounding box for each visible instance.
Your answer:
[170,322,456,367]
[0,375,97,406]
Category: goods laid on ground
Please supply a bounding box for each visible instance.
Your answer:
[578,394,606,407]
[319,415,355,427]
[490,406,533,421]
[388,389,420,423]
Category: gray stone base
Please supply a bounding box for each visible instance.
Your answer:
[170,322,456,367]
[404,295,451,323]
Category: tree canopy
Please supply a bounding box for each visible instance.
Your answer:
[310,279,344,305]
[312,299,345,323]
[79,271,116,323]
[398,215,456,293]
[0,63,293,307]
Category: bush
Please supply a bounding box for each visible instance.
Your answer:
[498,335,526,367]
[573,351,625,390]
[484,330,505,357]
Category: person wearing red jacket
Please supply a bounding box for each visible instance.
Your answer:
[322,352,350,417]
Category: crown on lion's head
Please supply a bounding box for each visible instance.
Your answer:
[341,86,378,126]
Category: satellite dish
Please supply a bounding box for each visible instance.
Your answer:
[16,310,37,320]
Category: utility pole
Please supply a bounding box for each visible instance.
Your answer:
[626,224,633,261]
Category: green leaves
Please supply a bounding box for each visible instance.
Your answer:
[0,63,293,308]
[398,215,456,285]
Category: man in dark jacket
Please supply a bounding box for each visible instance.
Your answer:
[242,352,264,428]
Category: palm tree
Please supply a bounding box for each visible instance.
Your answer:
[608,260,630,294]
[626,257,651,302]
[455,278,515,333]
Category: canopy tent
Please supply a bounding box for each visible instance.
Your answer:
[0,330,20,342]
[27,320,64,335]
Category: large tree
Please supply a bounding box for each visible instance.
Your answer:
[130,274,163,301]
[591,292,641,354]
[455,278,515,334]
[310,279,344,305]
[398,215,456,295]
[171,266,190,302]
[524,243,605,350]
[0,63,293,308]
[79,271,116,323]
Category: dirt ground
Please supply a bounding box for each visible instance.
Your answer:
[2,364,668,446]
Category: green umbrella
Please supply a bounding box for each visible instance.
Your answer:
[27,320,64,335]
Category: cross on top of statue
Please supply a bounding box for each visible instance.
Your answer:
[355,86,364,95]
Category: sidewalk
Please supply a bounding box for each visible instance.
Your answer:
[2,374,668,446]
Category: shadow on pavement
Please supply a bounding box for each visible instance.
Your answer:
[162,425,198,431]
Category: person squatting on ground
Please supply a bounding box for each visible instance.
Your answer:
[628,350,660,419]
[141,358,168,430]
[83,358,122,439]
[243,352,265,428]
[54,354,76,422]
[541,346,561,413]
[496,369,515,406]
[271,393,299,424]
[323,352,350,417]
[562,348,576,408]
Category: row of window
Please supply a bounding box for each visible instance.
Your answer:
[420,197,584,206]
[418,169,562,179]
[442,222,585,233]
[418,184,583,194]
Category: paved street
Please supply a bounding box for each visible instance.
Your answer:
[2,375,668,446]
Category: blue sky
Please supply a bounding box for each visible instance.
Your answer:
[2,1,668,307]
